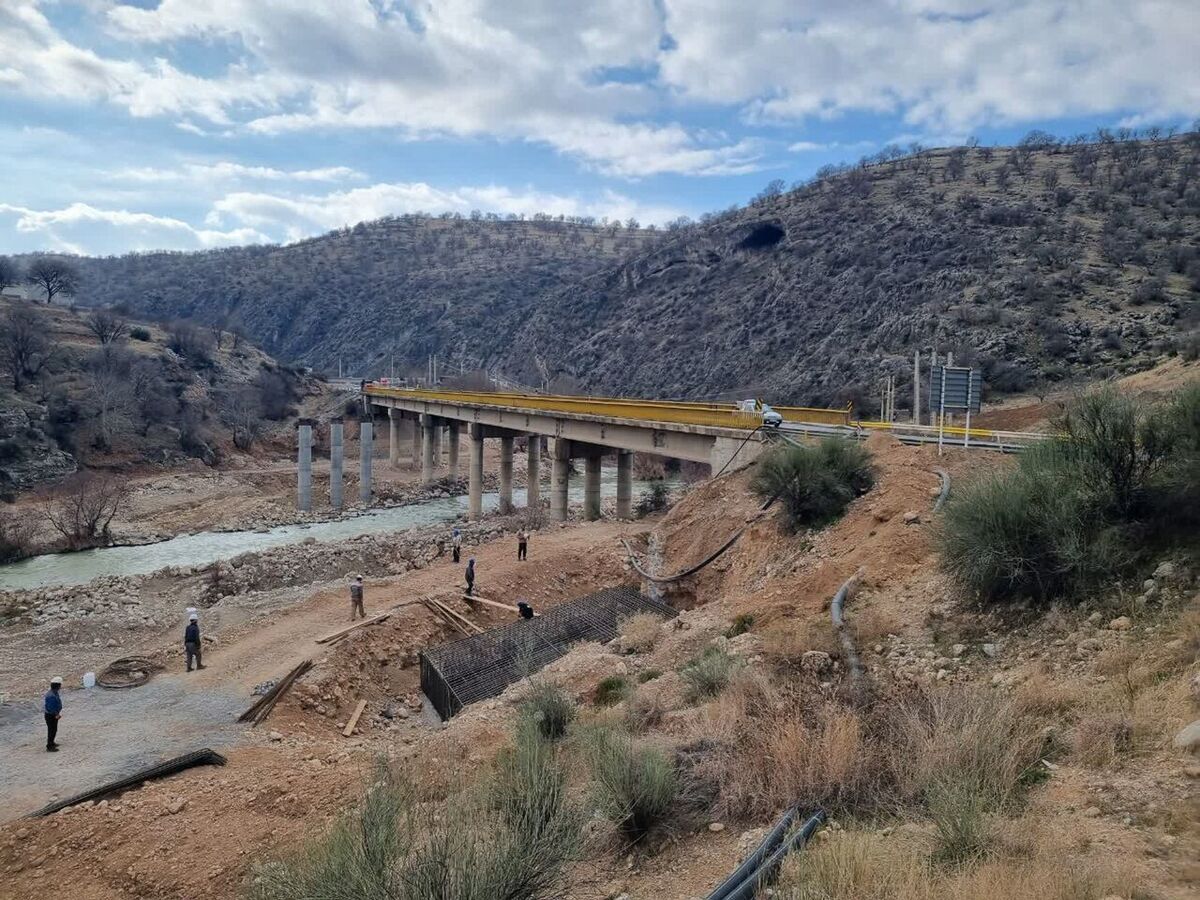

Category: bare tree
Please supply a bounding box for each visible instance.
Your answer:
[82,348,136,449]
[221,385,263,450]
[0,304,51,390]
[44,473,131,548]
[0,256,21,294]
[87,308,128,345]
[26,257,79,305]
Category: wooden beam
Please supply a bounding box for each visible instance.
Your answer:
[342,699,367,737]
[315,612,391,644]
[462,593,520,613]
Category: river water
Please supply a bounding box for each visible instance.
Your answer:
[0,469,666,592]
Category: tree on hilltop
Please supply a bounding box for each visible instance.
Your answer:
[26,257,80,305]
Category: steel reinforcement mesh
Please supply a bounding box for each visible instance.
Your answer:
[420,586,677,719]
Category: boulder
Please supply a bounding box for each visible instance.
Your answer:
[1173,720,1200,755]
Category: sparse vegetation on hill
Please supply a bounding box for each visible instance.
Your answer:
[752,437,875,531]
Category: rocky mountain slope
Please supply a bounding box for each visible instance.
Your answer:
[52,131,1200,408]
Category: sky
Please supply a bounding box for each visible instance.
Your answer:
[1,0,1198,257]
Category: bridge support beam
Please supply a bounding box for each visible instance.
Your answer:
[359,417,373,505]
[388,408,402,468]
[420,414,436,486]
[584,455,602,521]
[551,438,571,522]
[410,414,421,468]
[616,450,632,518]
[329,417,344,510]
[526,435,540,512]
[296,419,313,512]
[447,421,460,481]
[499,435,514,514]
[468,423,485,521]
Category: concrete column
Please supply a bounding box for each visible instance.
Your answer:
[358,417,373,505]
[420,414,436,485]
[447,421,461,481]
[296,419,313,512]
[550,438,571,522]
[584,454,602,521]
[499,435,514,513]
[616,450,633,518]
[388,408,401,467]
[526,434,540,511]
[432,423,442,466]
[468,423,485,521]
[410,414,421,467]
[329,418,344,510]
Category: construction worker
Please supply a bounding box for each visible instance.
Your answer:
[451,527,462,564]
[517,600,534,620]
[185,613,205,671]
[350,575,366,621]
[44,676,63,752]
[465,558,476,597]
[516,528,529,561]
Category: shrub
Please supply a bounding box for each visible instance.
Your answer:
[624,689,666,733]
[680,646,739,704]
[594,675,630,707]
[928,779,993,865]
[0,507,36,563]
[129,326,151,341]
[518,680,575,741]
[751,438,874,531]
[637,668,662,683]
[635,482,670,517]
[724,613,755,638]
[618,612,661,653]
[581,726,678,842]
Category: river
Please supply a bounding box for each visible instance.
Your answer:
[0,468,668,591]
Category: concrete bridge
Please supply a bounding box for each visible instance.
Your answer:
[294,387,851,521]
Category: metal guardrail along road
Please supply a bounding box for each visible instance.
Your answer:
[363,385,1048,451]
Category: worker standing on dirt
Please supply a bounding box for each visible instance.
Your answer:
[350,575,366,622]
[451,527,462,564]
[185,613,205,672]
[44,676,63,752]
[516,528,529,561]
[465,557,476,596]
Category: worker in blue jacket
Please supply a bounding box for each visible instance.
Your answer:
[44,676,63,752]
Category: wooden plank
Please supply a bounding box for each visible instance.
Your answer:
[250,659,313,727]
[462,593,520,613]
[422,598,470,636]
[437,599,484,634]
[342,699,367,737]
[315,612,391,644]
[426,597,483,635]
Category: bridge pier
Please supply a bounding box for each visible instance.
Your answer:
[296,419,313,512]
[499,435,515,513]
[330,417,344,510]
[447,421,460,481]
[468,423,485,520]
[616,450,632,518]
[410,414,421,468]
[388,408,402,468]
[421,414,436,485]
[526,435,540,511]
[359,417,373,505]
[551,438,571,522]
[584,455,602,521]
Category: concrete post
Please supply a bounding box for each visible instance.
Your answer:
[551,438,571,522]
[388,408,401,467]
[447,421,461,481]
[616,450,633,518]
[410,414,421,468]
[329,417,344,510]
[499,435,514,513]
[584,454,602,521]
[358,417,373,505]
[432,423,442,466]
[296,419,313,512]
[526,434,540,511]
[468,423,485,521]
[420,414,436,486]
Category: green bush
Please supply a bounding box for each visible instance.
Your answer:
[751,438,874,531]
[129,326,152,341]
[680,646,739,704]
[724,613,755,638]
[594,675,630,707]
[518,680,575,741]
[252,727,582,900]
[635,482,670,517]
[581,726,678,842]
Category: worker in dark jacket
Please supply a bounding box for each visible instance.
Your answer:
[44,676,63,752]
[350,575,366,621]
[464,557,476,596]
[185,613,205,672]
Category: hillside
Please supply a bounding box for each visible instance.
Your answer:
[48,131,1200,409]
[65,217,656,380]
[0,298,318,495]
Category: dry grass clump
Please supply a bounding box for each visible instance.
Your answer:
[618,612,662,654]
[1070,711,1132,768]
[776,827,1139,900]
[849,606,900,649]
[1012,674,1083,718]
[680,645,740,704]
[580,725,679,843]
[762,617,841,668]
[624,688,667,733]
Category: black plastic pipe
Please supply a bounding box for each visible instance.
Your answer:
[721,811,826,900]
[704,805,799,900]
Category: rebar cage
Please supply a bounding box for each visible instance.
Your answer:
[419,586,677,719]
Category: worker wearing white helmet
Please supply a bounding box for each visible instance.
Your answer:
[185,612,205,672]
[44,676,63,752]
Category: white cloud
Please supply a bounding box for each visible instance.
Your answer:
[113,162,364,184]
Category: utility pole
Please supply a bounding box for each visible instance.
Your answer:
[913,350,921,425]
